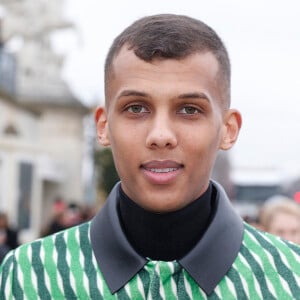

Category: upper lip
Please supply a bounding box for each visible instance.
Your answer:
[141,160,183,169]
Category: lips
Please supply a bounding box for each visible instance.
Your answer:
[141,160,183,184]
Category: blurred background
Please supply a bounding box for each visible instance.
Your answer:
[0,0,300,250]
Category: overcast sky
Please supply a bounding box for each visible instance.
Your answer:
[58,0,300,182]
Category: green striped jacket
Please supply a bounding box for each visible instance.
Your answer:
[1,221,300,299]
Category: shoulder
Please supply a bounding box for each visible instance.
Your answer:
[0,222,96,298]
[239,222,300,276]
[221,223,300,299]
[243,222,300,255]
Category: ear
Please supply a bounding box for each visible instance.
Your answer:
[219,109,242,150]
[95,106,110,146]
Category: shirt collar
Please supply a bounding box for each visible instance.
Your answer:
[90,181,244,295]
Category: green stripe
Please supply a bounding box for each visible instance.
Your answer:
[284,239,300,255]
[226,266,248,299]
[12,253,24,300]
[55,233,77,298]
[244,226,289,298]
[67,227,90,299]
[247,225,300,298]
[159,262,177,299]
[128,273,145,299]
[17,244,36,299]
[240,243,276,300]
[0,253,14,299]
[79,223,104,299]
[138,267,151,297]
[271,238,300,277]
[175,270,191,300]
[150,264,163,300]
[216,276,236,299]
[183,272,203,300]
[31,242,51,299]
[233,254,262,299]
[42,236,64,299]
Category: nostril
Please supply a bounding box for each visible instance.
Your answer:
[148,139,177,149]
[146,125,177,149]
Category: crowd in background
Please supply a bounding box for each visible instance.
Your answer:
[1,194,300,264]
[40,198,97,237]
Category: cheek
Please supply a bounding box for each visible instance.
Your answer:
[190,128,222,155]
[108,126,140,170]
[110,146,128,181]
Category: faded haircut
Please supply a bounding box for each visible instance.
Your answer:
[104,14,231,107]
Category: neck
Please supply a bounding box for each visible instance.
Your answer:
[119,183,213,261]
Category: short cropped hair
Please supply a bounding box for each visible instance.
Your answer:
[104,14,231,107]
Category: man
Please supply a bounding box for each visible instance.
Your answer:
[1,14,300,299]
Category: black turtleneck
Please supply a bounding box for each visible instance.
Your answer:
[119,183,213,261]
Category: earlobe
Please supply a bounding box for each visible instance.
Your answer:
[220,109,242,150]
[95,107,110,146]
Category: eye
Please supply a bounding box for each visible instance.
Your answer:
[178,106,201,115]
[127,104,148,114]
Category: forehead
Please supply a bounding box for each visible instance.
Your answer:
[106,47,223,107]
[113,46,219,76]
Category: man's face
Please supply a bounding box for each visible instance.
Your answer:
[96,48,241,212]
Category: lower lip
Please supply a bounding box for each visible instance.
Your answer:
[141,167,182,185]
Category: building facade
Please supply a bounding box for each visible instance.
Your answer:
[0,0,90,243]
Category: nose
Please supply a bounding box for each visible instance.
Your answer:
[145,116,177,149]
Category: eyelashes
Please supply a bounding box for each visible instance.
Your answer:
[177,106,202,115]
[126,104,149,114]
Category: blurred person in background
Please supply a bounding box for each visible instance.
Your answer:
[259,197,300,244]
[0,230,10,264]
[0,212,18,250]
[41,199,84,237]
[40,197,67,236]
[62,203,84,228]
[0,212,19,264]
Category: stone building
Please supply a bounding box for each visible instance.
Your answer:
[0,0,90,242]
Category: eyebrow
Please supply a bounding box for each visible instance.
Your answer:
[117,90,148,99]
[178,92,210,102]
[117,90,210,102]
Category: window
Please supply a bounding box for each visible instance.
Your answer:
[17,162,33,229]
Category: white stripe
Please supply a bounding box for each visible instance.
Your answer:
[137,274,146,299]
[265,277,276,299]
[224,275,238,299]
[253,275,263,299]
[92,254,104,295]
[124,281,132,298]
[279,276,293,298]
[183,273,193,299]
[213,283,222,299]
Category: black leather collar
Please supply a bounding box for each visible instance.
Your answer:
[90,182,244,294]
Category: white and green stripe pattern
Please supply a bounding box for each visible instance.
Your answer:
[1,222,300,299]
